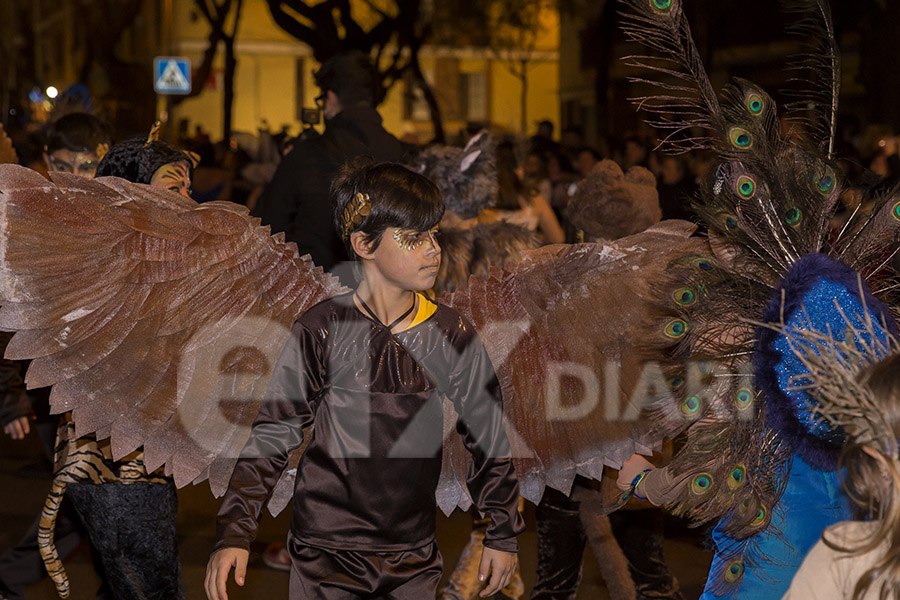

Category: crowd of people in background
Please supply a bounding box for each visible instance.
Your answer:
[4,93,898,254]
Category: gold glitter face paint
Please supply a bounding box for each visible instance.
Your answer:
[392,227,439,253]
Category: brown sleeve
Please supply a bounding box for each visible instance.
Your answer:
[213,320,325,553]
[446,323,524,553]
[634,466,687,506]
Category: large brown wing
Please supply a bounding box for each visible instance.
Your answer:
[436,221,710,511]
[0,165,346,497]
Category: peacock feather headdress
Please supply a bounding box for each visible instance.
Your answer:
[618,0,900,593]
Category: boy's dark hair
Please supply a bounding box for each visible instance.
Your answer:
[44,112,113,154]
[314,51,378,107]
[95,137,196,184]
[331,159,444,257]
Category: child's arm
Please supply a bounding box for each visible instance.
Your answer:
[445,322,525,553]
[208,321,325,570]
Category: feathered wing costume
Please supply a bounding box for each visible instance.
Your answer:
[0,163,706,597]
[3,2,900,597]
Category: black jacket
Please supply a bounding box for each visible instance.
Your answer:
[253,104,405,273]
[215,293,523,554]
[0,332,32,427]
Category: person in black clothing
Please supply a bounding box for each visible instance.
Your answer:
[656,154,698,223]
[253,51,405,280]
[0,335,112,600]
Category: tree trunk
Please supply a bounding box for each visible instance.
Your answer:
[410,53,445,144]
[223,35,236,140]
[591,0,616,141]
[519,59,528,135]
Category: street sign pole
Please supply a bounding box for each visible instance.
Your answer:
[154,56,192,142]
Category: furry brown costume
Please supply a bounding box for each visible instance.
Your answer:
[415,132,498,220]
[433,223,540,295]
[566,159,661,241]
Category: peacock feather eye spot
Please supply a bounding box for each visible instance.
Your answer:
[725,561,744,583]
[667,376,684,389]
[893,201,900,222]
[724,215,738,231]
[747,95,763,115]
[751,506,767,527]
[651,0,673,10]
[664,319,687,338]
[785,206,802,227]
[687,256,715,271]
[735,175,756,199]
[691,474,713,494]
[681,395,701,416]
[729,127,752,149]
[727,464,746,490]
[736,388,752,408]
[813,165,836,196]
[696,360,711,375]
[673,288,696,306]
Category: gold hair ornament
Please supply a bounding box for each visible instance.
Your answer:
[341,192,371,238]
[145,121,162,146]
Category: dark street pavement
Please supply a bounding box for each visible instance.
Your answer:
[1,429,712,599]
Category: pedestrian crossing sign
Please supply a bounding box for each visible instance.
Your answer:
[154,57,192,95]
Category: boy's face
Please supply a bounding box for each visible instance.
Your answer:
[43,148,101,178]
[367,226,442,291]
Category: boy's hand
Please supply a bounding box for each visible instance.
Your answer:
[205,547,249,600]
[478,547,517,597]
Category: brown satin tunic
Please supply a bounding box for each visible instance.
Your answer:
[215,292,523,554]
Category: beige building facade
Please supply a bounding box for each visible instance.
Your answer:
[168,0,560,142]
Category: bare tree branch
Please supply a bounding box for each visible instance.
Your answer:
[265,0,445,139]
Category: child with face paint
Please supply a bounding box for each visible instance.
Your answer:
[42,112,113,178]
[45,125,202,600]
[95,123,198,195]
[206,160,523,600]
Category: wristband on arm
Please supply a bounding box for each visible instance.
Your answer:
[623,468,653,501]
